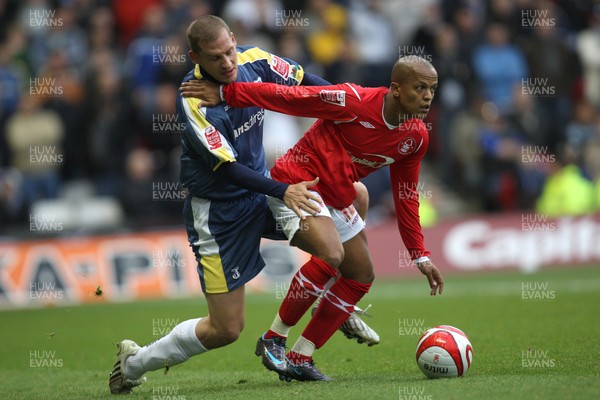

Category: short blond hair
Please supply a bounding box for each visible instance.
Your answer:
[186,15,231,54]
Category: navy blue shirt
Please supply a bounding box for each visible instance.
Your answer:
[177,46,304,200]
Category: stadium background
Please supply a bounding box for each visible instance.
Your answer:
[1,0,599,305]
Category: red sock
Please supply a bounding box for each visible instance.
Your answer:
[264,257,337,340]
[301,276,371,349]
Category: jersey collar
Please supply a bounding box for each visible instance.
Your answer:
[193,64,221,84]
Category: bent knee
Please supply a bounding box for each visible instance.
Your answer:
[363,270,375,284]
[216,325,243,345]
[321,248,344,269]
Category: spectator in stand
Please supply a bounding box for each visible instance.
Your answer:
[520,9,579,151]
[125,5,169,91]
[348,0,396,87]
[565,100,599,165]
[451,4,482,72]
[430,23,474,187]
[477,107,526,211]
[44,5,88,73]
[485,0,521,38]
[87,7,119,53]
[0,30,26,168]
[112,0,162,47]
[305,0,350,83]
[5,94,64,214]
[536,150,596,217]
[472,22,528,114]
[35,48,86,180]
[576,7,600,110]
[582,120,600,209]
[83,50,135,196]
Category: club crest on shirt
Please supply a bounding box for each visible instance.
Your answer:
[270,55,290,79]
[319,90,346,106]
[398,137,417,155]
[204,125,222,150]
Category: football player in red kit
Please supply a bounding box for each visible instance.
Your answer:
[181,56,444,381]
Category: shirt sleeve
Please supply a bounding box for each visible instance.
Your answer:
[249,49,305,86]
[301,72,331,86]
[389,129,431,260]
[179,94,236,171]
[222,82,361,122]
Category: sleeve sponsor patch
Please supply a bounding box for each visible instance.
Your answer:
[319,90,346,106]
[204,125,223,150]
[270,55,290,79]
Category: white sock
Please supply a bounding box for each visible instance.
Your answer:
[269,314,291,337]
[125,318,207,379]
[290,336,316,358]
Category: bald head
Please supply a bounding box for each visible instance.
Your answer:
[384,56,437,122]
[391,56,437,84]
[187,15,231,54]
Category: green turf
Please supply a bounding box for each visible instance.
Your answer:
[1,266,599,400]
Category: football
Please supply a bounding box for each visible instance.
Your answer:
[415,325,473,378]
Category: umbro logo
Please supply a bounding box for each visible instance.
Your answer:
[359,121,375,129]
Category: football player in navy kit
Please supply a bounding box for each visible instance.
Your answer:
[108,15,374,394]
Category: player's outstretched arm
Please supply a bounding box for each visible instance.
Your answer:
[416,259,444,296]
[181,80,358,121]
[215,162,322,218]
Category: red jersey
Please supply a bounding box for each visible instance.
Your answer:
[222,82,430,258]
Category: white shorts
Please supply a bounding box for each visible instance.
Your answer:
[267,191,365,243]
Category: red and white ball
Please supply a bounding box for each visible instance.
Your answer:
[415,325,473,378]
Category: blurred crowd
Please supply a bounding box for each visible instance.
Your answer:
[1,0,600,235]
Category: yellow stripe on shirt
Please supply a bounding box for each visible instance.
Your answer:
[193,47,304,83]
[182,96,236,164]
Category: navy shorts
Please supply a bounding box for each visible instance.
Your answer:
[183,192,284,294]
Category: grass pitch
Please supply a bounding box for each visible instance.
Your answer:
[1,266,599,400]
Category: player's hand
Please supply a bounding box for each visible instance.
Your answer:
[283,177,323,219]
[179,80,222,107]
[416,260,444,296]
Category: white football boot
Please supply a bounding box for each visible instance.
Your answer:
[109,340,147,394]
[312,302,380,346]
